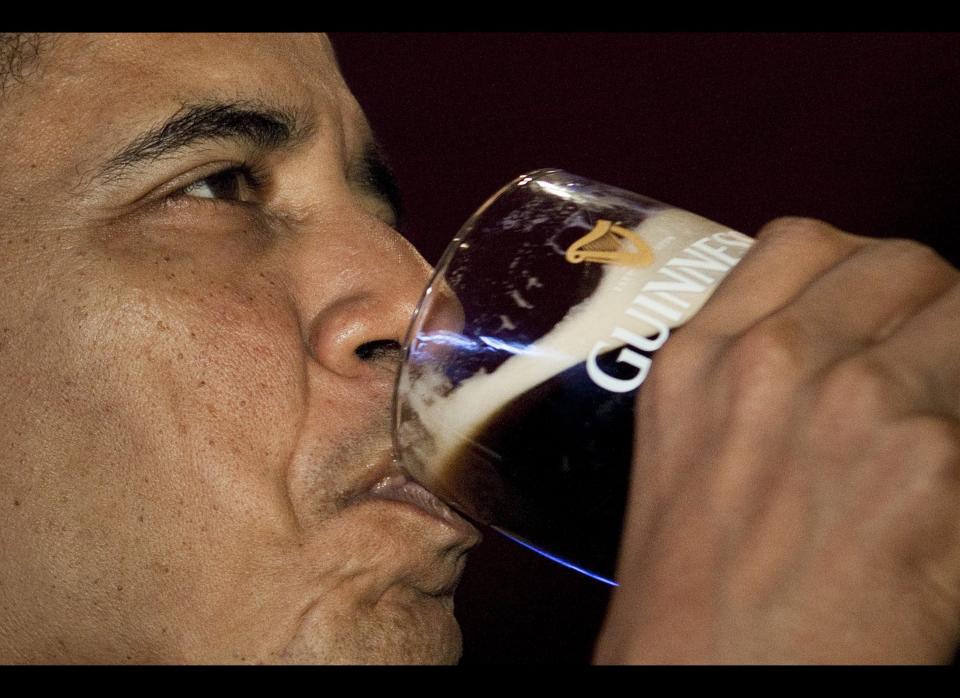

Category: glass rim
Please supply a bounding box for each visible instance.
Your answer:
[390,167,568,467]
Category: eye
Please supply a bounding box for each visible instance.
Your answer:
[176,165,261,203]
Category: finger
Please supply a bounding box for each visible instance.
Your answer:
[689,217,870,340]
[872,278,960,419]
[769,237,960,369]
[700,239,960,471]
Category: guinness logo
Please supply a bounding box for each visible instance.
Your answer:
[564,219,655,267]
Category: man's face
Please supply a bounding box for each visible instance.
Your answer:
[0,33,479,664]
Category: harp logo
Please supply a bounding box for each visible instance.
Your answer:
[565,219,655,267]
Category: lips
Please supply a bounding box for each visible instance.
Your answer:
[367,470,481,543]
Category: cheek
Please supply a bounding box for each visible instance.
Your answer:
[71,264,308,517]
[8,256,312,631]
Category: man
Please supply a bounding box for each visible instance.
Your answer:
[0,32,479,664]
[0,33,958,664]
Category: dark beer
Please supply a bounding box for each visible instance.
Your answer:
[429,348,637,583]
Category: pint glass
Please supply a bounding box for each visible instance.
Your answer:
[393,169,753,584]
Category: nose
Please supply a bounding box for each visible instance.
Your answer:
[291,206,433,381]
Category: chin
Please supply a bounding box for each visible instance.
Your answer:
[275,590,465,665]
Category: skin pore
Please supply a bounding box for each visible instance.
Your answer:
[0,34,480,664]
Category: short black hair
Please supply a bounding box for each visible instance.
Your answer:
[0,33,43,96]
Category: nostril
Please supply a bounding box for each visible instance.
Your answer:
[354,339,402,363]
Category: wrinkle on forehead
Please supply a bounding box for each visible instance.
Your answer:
[1,33,372,192]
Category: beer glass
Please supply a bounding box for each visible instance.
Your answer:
[392,169,753,585]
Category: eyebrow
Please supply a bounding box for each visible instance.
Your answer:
[93,100,405,229]
[94,100,312,184]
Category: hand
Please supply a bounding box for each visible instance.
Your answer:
[594,217,960,664]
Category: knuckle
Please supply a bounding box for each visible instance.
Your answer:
[757,215,828,236]
[876,236,932,258]
[901,416,960,470]
[814,355,899,428]
[756,216,840,244]
[876,416,960,512]
[754,216,866,259]
[723,317,805,405]
[874,237,955,277]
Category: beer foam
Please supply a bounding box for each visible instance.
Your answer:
[397,209,748,483]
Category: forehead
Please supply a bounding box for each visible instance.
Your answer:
[69,33,343,95]
[6,33,369,168]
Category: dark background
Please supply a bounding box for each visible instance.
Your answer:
[328,33,960,664]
